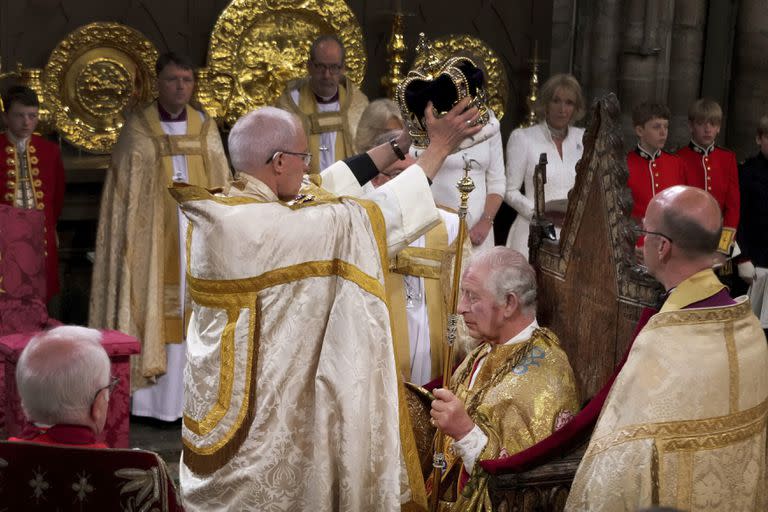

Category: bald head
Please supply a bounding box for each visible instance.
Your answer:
[228,107,302,174]
[648,185,722,258]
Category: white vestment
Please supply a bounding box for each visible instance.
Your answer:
[178,161,438,511]
[406,209,459,385]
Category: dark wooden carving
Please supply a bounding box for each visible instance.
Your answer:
[489,446,585,512]
[487,94,664,511]
[530,93,662,400]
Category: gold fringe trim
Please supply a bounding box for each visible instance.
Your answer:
[182,303,261,476]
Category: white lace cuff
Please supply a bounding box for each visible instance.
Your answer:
[452,424,488,474]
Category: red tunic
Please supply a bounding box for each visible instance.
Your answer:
[0,133,65,299]
[677,142,740,230]
[8,424,108,448]
[626,146,687,220]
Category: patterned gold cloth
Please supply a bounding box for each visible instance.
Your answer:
[566,270,768,511]
[176,163,446,511]
[435,327,579,511]
[89,102,230,388]
[276,77,368,173]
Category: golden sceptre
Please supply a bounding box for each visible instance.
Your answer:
[429,156,475,511]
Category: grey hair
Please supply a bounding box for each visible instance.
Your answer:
[228,107,301,173]
[355,98,403,152]
[16,326,109,426]
[469,246,537,314]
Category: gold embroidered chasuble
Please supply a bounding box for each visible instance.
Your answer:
[176,169,442,511]
[89,101,230,388]
[276,77,369,173]
[435,328,579,511]
[566,270,768,512]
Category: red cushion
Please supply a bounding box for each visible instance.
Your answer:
[0,205,48,334]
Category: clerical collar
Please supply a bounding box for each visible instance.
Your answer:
[314,91,339,104]
[659,269,727,313]
[41,424,98,445]
[635,144,661,161]
[157,102,188,122]
[689,140,714,156]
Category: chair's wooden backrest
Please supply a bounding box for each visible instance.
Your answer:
[0,441,184,511]
[529,94,663,399]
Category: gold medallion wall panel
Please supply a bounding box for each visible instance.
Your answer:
[201,0,367,125]
[43,22,158,154]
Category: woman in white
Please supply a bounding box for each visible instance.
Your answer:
[413,109,505,250]
[505,74,586,257]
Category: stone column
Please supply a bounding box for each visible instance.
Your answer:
[617,0,676,147]
[728,0,768,160]
[587,0,624,101]
[667,0,707,149]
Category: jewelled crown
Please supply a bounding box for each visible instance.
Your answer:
[396,33,490,148]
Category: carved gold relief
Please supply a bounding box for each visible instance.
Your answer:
[205,0,366,126]
[413,34,508,121]
[43,22,158,154]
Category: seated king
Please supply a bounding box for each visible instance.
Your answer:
[429,247,579,510]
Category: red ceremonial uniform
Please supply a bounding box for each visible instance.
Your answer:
[0,133,65,299]
[677,142,739,251]
[627,145,687,220]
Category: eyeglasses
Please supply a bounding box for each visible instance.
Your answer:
[311,62,343,75]
[632,226,673,243]
[93,376,120,403]
[266,151,312,166]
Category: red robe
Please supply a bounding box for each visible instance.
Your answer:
[677,142,739,251]
[0,133,65,299]
[626,146,687,219]
[8,424,108,448]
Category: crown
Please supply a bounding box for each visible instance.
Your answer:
[396,33,490,148]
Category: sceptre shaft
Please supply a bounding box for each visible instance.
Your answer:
[429,157,475,512]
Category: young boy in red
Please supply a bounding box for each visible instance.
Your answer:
[0,85,65,301]
[626,102,687,221]
[676,98,739,256]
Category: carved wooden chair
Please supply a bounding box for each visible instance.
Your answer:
[482,94,663,510]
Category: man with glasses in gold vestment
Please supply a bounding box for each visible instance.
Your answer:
[276,34,369,173]
[567,186,768,511]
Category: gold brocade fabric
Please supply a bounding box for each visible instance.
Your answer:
[88,101,230,388]
[388,220,449,382]
[566,273,768,511]
[436,328,579,511]
[276,77,368,174]
[175,179,406,511]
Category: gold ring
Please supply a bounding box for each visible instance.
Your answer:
[466,120,473,126]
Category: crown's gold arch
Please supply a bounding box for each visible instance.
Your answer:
[43,22,158,154]
[202,0,367,126]
[413,34,508,122]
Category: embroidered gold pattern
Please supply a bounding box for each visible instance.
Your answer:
[587,397,768,456]
[725,320,739,413]
[646,299,752,330]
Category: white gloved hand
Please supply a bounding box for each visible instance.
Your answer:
[738,260,757,285]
